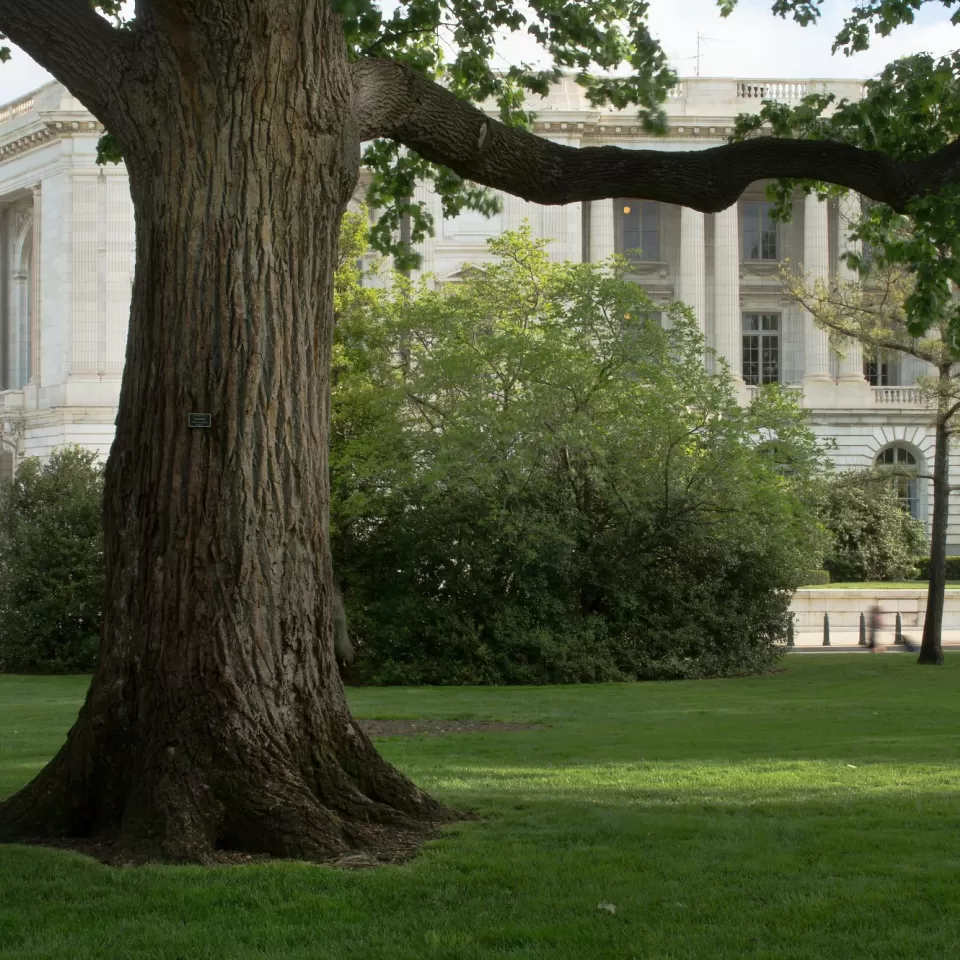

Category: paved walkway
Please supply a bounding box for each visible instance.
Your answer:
[790,628,960,652]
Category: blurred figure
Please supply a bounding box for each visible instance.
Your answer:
[867,604,884,652]
[897,633,920,653]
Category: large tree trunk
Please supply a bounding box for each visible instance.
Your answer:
[919,376,950,665]
[0,3,454,863]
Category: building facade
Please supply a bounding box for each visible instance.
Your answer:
[0,82,133,480]
[2,77,956,544]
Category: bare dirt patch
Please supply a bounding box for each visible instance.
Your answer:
[360,719,543,737]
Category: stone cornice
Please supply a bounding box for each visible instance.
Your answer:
[0,117,103,162]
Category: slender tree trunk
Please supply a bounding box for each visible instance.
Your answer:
[0,3,454,863]
[919,370,950,665]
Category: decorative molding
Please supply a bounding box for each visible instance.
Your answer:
[0,119,102,162]
[15,207,31,238]
[741,261,782,278]
[0,416,26,456]
[627,259,670,279]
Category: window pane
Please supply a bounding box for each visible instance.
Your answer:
[743,203,777,260]
[620,200,659,259]
[761,334,779,383]
[875,446,920,518]
[743,335,759,385]
[743,205,757,260]
[640,202,659,260]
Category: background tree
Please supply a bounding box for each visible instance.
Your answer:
[0,448,104,675]
[782,260,959,662]
[332,227,830,684]
[1,0,959,862]
[818,471,928,583]
[738,54,960,663]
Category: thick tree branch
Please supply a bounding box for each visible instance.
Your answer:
[0,0,130,123]
[352,58,960,214]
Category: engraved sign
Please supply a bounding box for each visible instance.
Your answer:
[188,413,212,429]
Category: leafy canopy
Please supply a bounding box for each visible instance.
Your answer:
[733,52,960,343]
[5,0,951,266]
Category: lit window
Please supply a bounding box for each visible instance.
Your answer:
[618,200,660,260]
[743,202,778,261]
[742,313,780,385]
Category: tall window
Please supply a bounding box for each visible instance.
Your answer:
[876,446,919,518]
[743,202,778,261]
[618,200,660,260]
[742,313,780,385]
[864,352,897,386]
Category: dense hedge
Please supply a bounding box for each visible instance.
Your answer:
[917,556,960,580]
[0,447,104,673]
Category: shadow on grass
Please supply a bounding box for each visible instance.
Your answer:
[1,784,958,960]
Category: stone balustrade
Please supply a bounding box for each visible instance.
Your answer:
[872,386,924,405]
[737,81,808,101]
[0,95,35,125]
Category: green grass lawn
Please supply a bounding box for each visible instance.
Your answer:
[2,659,960,959]
[800,581,960,589]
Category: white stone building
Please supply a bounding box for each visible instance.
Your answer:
[3,77,956,544]
[0,82,132,480]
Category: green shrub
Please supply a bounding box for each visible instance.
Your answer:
[801,570,832,586]
[916,556,960,580]
[819,474,927,582]
[333,226,828,685]
[0,447,104,673]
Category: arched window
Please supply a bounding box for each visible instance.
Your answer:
[875,446,919,518]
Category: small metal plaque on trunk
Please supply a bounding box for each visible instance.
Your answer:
[188,413,212,429]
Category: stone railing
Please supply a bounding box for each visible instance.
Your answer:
[737,81,808,101]
[666,84,685,99]
[745,384,804,403]
[0,94,36,125]
[872,386,923,405]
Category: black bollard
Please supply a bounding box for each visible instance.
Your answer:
[823,612,831,646]
[896,612,903,645]
[859,611,867,646]
[787,613,795,648]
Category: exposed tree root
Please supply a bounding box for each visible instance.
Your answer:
[0,698,466,866]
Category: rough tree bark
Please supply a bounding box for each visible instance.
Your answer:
[0,0,452,864]
[3,0,960,862]
[919,369,951,665]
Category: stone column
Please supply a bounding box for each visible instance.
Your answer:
[677,207,706,331]
[504,191,532,234]
[13,269,28,389]
[713,203,741,381]
[542,204,568,262]
[589,199,615,265]
[803,193,832,381]
[29,184,40,385]
[410,180,438,284]
[837,192,864,381]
